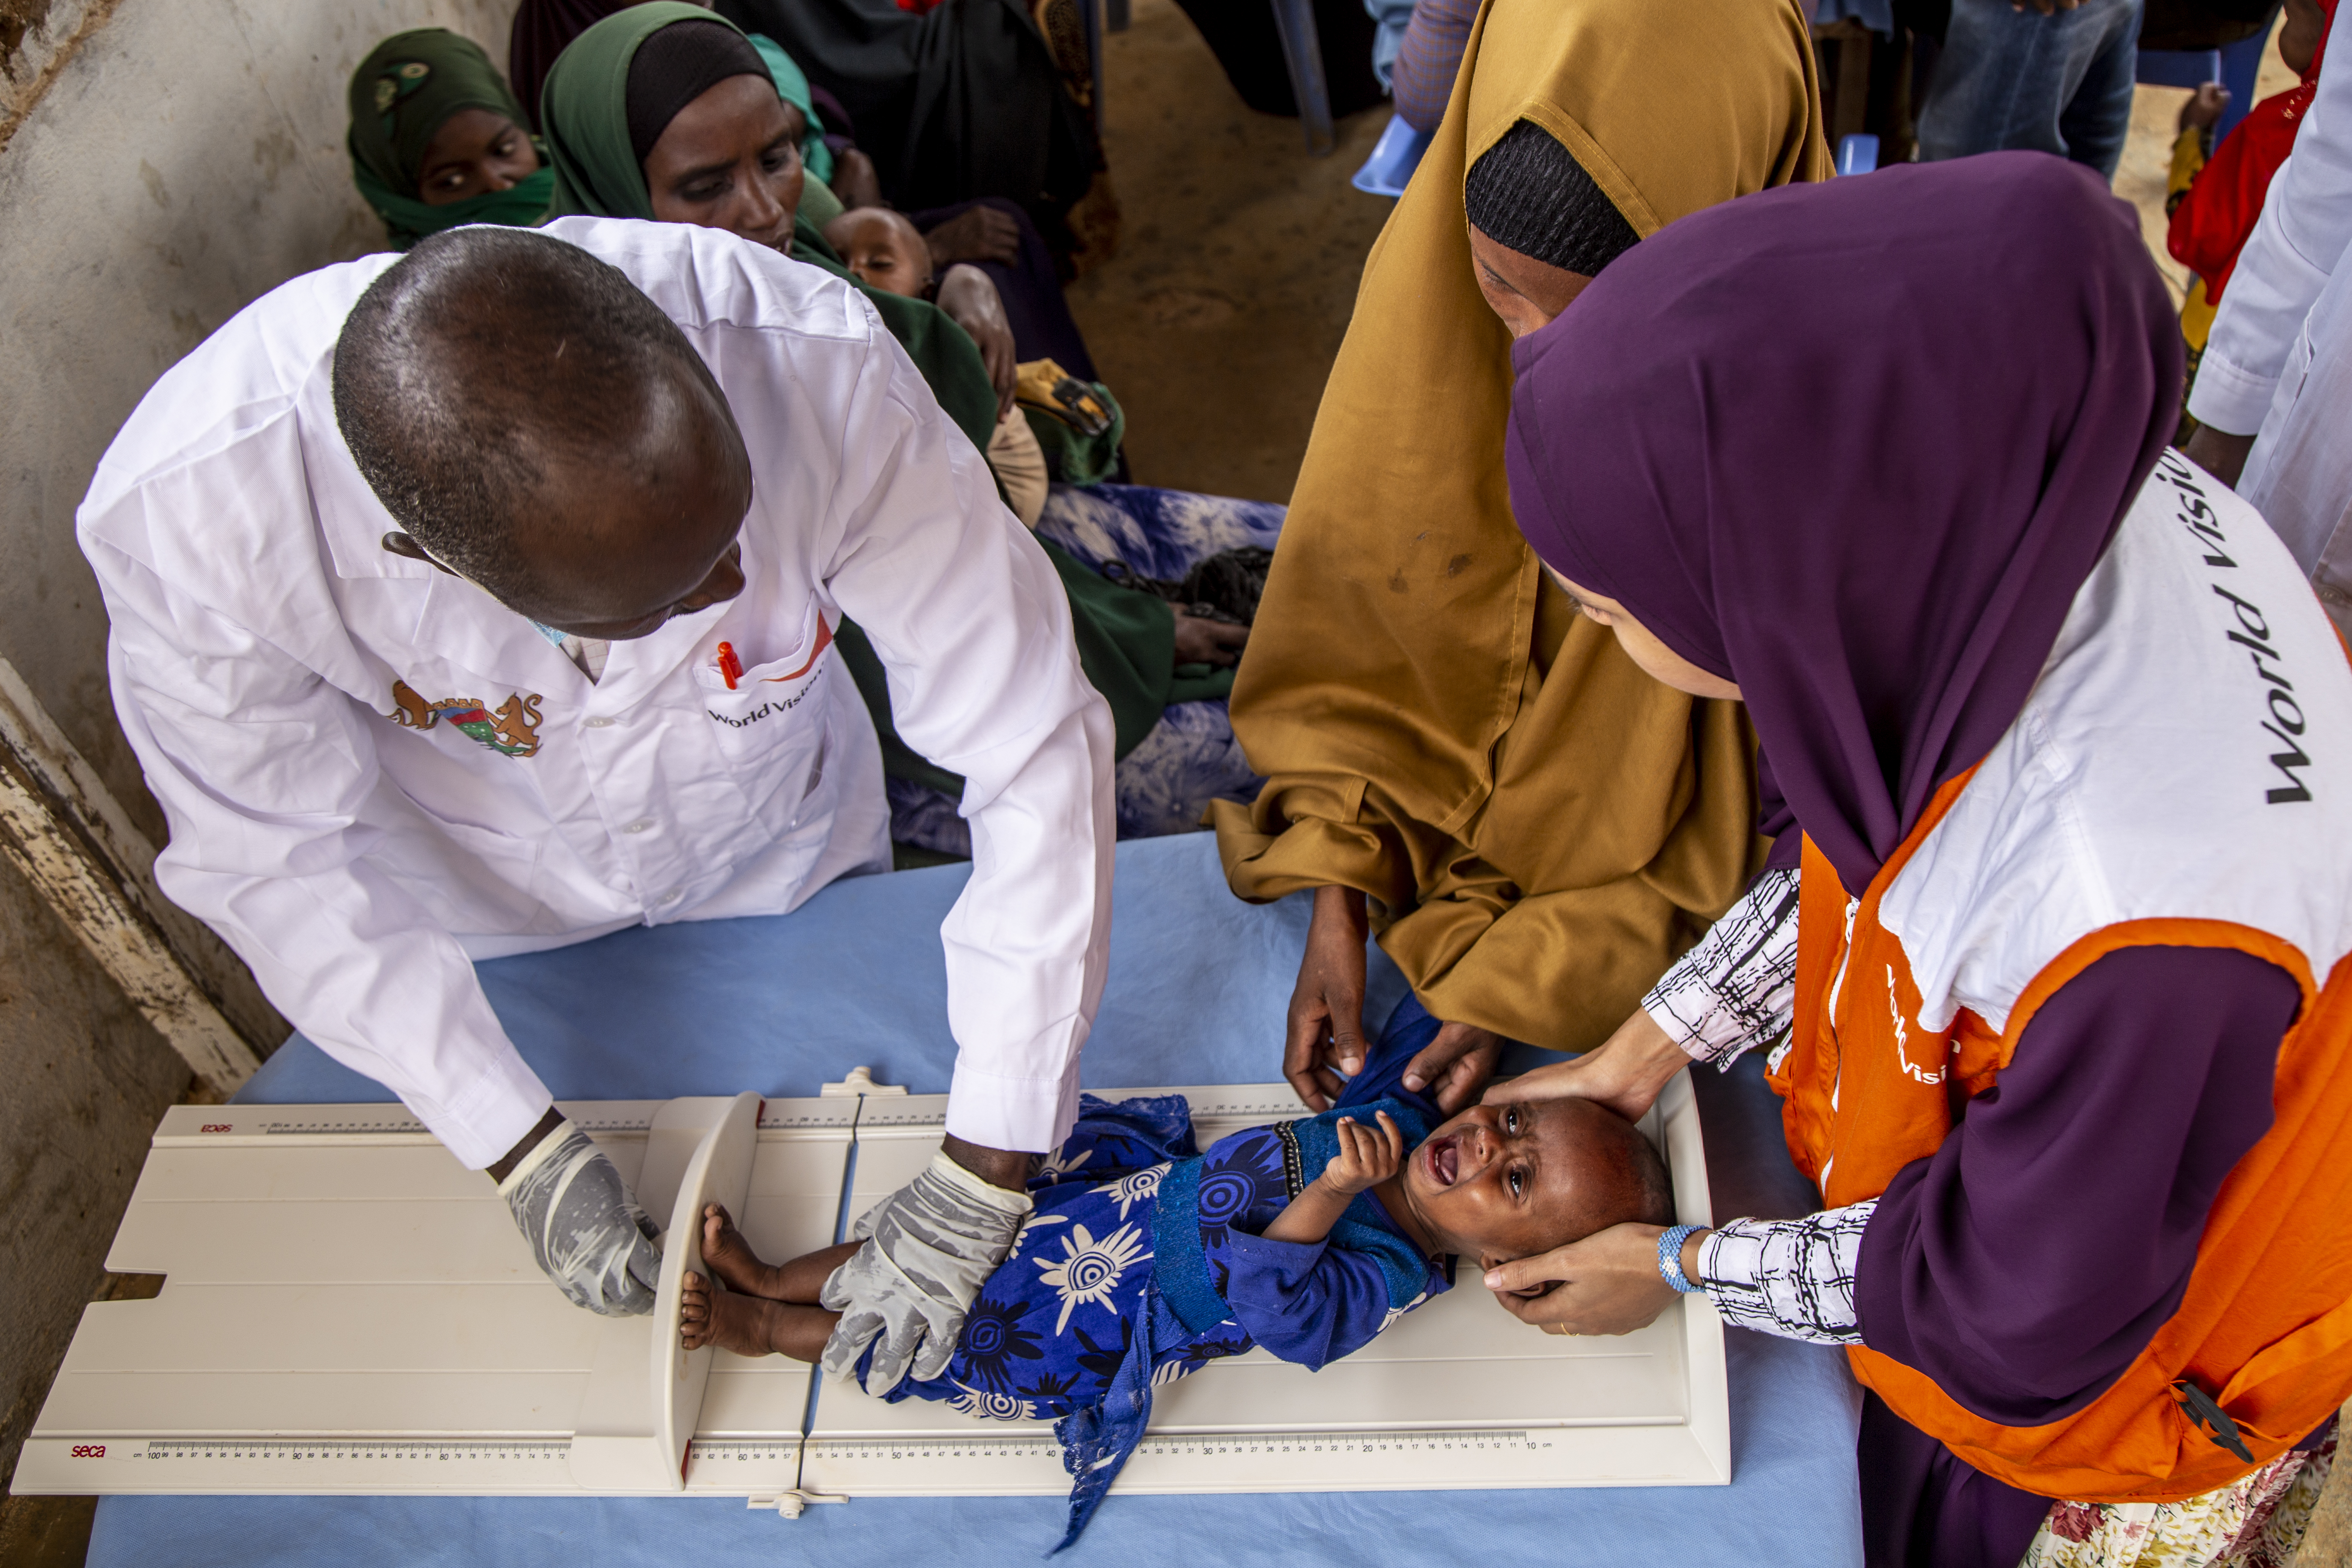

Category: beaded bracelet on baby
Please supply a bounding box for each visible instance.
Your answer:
[1656,1223,1703,1294]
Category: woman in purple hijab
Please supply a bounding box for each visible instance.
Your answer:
[1479,153,2352,1566]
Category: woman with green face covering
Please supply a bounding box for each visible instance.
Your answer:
[346,30,555,250]
[536,3,1267,861]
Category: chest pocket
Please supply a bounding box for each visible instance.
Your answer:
[691,604,837,766]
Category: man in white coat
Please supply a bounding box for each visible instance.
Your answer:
[78,219,1115,1390]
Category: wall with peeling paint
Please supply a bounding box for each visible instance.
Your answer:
[0,0,514,1506]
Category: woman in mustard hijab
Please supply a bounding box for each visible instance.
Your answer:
[1217,0,1829,1112]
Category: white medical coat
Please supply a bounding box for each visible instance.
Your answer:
[2187,55,2352,435]
[79,217,1115,1169]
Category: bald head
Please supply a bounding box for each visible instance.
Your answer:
[1540,1098,1676,1241]
[332,227,751,636]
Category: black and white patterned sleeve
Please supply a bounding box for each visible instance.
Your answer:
[1642,867,1801,1070]
[1697,1204,1874,1345]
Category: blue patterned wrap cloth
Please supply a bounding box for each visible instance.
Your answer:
[862,998,1453,1550]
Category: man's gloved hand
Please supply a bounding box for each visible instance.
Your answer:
[819,1151,1034,1391]
[497,1118,664,1316]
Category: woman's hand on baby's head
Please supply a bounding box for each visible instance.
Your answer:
[1482,1222,1680,1336]
[1320,1111,1406,1196]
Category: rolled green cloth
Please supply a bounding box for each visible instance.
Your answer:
[797,169,847,230]
[347,28,552,250]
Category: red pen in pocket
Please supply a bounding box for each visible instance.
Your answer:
[717,641,744,690]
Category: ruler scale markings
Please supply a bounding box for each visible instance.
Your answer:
[140,1438,573,1463]
[806,1429,1554,1461]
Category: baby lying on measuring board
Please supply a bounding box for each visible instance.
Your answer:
[680,998,1672,1546]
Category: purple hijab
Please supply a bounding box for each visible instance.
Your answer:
[1505,153,2182,897]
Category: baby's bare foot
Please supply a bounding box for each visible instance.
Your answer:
[682,1270,783,1356]
[680,1270,839,1361]
[699,1203,787,1300]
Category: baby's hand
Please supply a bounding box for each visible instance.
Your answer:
[1320,1112,1406,1196]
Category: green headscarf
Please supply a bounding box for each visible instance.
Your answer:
[537,5,1185,795]
[747,33,836,187]
[537,3,995,453]
[347,29,553,250]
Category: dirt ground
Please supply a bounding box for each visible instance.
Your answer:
[1066,0,1396,502]
[1078,1,2306,499]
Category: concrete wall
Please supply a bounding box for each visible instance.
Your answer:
[0,849,189,1501]
[0,0,514,1508]
[0,0,512,839]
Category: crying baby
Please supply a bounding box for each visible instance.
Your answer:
[675,1005,1674,1545]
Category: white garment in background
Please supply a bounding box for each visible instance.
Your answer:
[79,217,1115,1169]
[2240,253,2352,638]
[2186,52,2352,435]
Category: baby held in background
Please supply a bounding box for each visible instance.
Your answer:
[824,204,1052,525]
[678,998,1674,1546]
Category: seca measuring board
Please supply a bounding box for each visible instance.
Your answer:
[15,1077,1727,1507]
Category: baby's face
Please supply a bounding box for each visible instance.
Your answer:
[826,208,932,298]
[1402,1098,1625,1269]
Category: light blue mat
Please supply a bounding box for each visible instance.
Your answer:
[89,832,1861,1567]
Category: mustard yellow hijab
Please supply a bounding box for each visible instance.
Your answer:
[1216,0,1828,1051]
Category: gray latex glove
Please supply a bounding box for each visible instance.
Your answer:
[497,1118,664,1316]
[820,1150,1034,1391]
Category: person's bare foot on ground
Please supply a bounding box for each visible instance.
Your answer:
[698,1202,792,1300]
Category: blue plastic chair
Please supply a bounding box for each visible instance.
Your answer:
[2137,46,2226,89]
[1351,113,1434,197]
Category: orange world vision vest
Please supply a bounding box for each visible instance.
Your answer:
[1769,781,2352,1504]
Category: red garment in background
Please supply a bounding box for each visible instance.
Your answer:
[2168,0,2339,304]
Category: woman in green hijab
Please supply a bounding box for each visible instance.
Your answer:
[346,30,554,250]
[536,3,1254,859]
[538,4,1008,445]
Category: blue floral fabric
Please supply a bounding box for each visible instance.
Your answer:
[869,998,1450,1548]
[1032,483,1285,583]
[888,483,1286,853]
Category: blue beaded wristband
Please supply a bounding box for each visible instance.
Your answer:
[1657,1224,1703,1294]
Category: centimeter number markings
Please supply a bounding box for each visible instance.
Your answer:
[129,1438,798,1465]
[808,1429,1550,1461]
[126,1432,1535,1466]
[137,1438,572,1463]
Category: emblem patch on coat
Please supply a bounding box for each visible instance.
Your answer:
[387,680,543,758]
